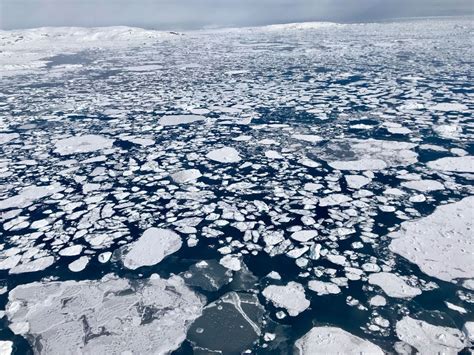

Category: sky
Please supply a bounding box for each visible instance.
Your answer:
[0,0,473,30]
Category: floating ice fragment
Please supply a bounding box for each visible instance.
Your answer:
[0,184,63,211]
[171,169,202,183]
[389,197,474,283]
[158,114,205,126]
[206,147,241,163]
[6,274,203,354]
[54,135,114,156]
[427,156,474,173]
[291,230,318,242]
[295,327,383,355]
[396,316,466,354]
[9,256,55,274]
[319,194,352,207]
[292,134,323,143]
[262,282,309,316]
[345,175,371,189]
[0,133,19,145]
[401,180,445,192]
[368,272,421,298]
[430,102,468,111]
[308,280,341,295]
[120,228,182,270]
[68,256,89,272]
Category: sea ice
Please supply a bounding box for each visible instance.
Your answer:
[120,227,182,270]
[396,316,466,354]
[158,114,205,126]
[171,169,202,183]
[6,274,203,354]
[294,327,383,354]
[368,272,421,298]
[262,282,310,316]
[389,197,474,283]
[54,135,115,156]
[427,156,474,173]
[308,280,341,296]
[206,147,241,163]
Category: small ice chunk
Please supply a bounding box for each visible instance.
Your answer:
[262,282,309,316]
[0,133,19,145]
[369,295,387,307]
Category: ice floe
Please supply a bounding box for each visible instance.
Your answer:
[396,316,466,354]
[54,135,114,156]
[389,197,474,283]
[6,274,203,354]
[120,228,182,270]
[158,114,205,126]
[295,327,383,354]
[368,272,421,299]
[262,282,310,316]
[427,156,474,173]
[206,147,241,163]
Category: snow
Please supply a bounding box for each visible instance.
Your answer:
[427,156,474,173]
[368,272,421,298]
[54,135,115,156]
[262,282,310,316]
[171,169,202,183]
[295,327,383,355]
[158,114,205,126]
[121,228,182,270]
[396,316,466,354]
[206,147,241,163]
[389,197,474,283]
[6,274,203,354]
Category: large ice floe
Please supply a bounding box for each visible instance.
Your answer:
[5,274,204,354]
[389,197,474,284]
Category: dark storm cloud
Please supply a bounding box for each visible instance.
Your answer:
[0,0,472,30]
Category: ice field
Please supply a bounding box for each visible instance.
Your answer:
[0,17,473,354]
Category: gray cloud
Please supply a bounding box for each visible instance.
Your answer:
[1,0,472,30]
